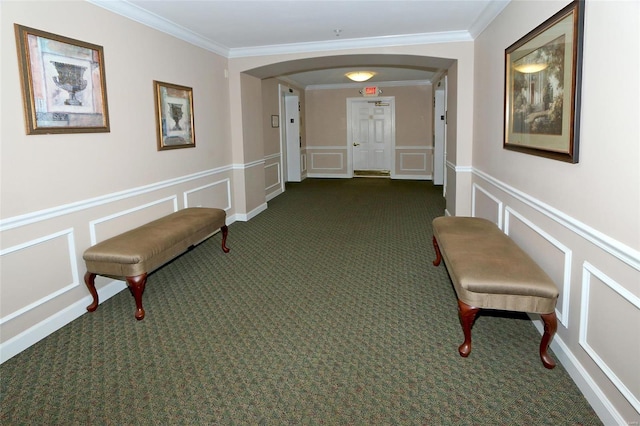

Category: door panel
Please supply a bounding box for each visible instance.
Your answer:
[352,101,392,172]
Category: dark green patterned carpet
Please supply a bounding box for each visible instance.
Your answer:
[0,178,601,425]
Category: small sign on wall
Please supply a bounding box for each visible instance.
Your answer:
[362,86,379,97]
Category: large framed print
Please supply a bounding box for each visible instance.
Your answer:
[504,1,584,163]
[14,24,110,134]
[154,80,196,151]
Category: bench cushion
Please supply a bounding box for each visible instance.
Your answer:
[432,216,558,314]
[84,207,225,277]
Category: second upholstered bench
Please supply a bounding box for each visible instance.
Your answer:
[432,216,559,369]
[83,207,229,320]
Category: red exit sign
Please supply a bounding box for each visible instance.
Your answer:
[363,86,378,97]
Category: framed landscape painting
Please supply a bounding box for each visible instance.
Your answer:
[503,0,584,163]
[14,24,110,134]
[154,80,195,151]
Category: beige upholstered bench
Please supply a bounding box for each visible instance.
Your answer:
[432,216,559,369]
[83,207,229,320]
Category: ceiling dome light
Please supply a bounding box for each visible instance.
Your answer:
[345,71,376,82]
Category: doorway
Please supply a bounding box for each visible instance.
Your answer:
[347,97,395,177]
[279,85,302,184]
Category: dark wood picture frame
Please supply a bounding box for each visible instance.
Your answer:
[503,0,585,163]
[14,24,110,135]
[154,80,196,151]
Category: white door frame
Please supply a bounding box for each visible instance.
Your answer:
[278,84,301,188]
[433,87,446,186]
[346,96,396,177]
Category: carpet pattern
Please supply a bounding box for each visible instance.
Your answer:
[1,178,601,424]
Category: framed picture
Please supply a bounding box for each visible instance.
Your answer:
[271,115,279,128]
[503,0,584,163]
[14,24,110,134]
[154,80,195,150]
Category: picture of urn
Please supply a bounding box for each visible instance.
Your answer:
[50,61,88,106]
[168,103,184,130]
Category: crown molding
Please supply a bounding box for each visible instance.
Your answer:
[227,31,473,58]
[87,0,230,57]
[468,0,510,38]
[87,0,474,59]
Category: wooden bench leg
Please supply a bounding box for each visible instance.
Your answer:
[457,299,480,358]
[221,225,230,253]
[84,272,99,312]
[539,312,558,369]
[432,236,442,266]
[126,273,148,320]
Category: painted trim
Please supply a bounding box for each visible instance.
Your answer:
[234,202,268,222]
[184,178,232,210]
[0,166,233,232]
[0,228,80,325]
[471,183,504,228]
[89,196,178,245]
[504,207,572,328]
[473,168,640,272]
[306,80,432,91]
[580,262,640,413]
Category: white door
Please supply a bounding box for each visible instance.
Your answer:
[433,89,446,185]
[350,99,393,173]
[285,94,301,182]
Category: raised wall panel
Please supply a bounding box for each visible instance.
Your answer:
[399,152,427,172]
[472,183,503,228]
[264,163,281,192]
[89,196,178,244]
[310,152,344,170]
[0,229,79,324]
[184,178,232,210]
[580,262,640,412]
[505,207,572,327]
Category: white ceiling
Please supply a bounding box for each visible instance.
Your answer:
[90,0,510,87]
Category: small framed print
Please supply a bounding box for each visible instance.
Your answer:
[154,80,195,151]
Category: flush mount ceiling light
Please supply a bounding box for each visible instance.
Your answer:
[345,71,376,82]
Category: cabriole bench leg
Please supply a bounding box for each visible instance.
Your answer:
[457,299,480,358]
[84,272,99,312]
[432,236,442,266]
[221,225,230,253]
[539,312,558,369]
[126,273,148,321]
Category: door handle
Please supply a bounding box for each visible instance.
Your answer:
[353,142,360,146]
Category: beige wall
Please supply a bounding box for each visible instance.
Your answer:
[473,0,640,423]
[1,1,234,353]
[304,84,434,179]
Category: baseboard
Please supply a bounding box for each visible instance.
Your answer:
[0,278,127,364]
[530,319,624,425]
[234,202,268,222]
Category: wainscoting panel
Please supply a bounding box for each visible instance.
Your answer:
[0,228,79,325]
[89,196,178,245]
[394,146,432,180]
[472,183,503,228]
[0,167,235,361]
[184,178,232,211]
[310,152,344,170]
[472,168,640,423]
[505,207,572,327]
[580,262,640,413]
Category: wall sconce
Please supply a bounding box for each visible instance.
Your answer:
[345,71,375,82]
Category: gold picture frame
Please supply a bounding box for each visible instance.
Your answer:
[154,80,196,151]
[503,0,584,163]
[14,24,110,135]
